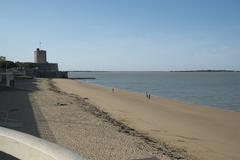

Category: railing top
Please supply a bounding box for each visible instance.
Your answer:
[0,126,86,160]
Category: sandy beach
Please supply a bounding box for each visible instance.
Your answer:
[1,78,177,160]
[53,78,240,160]
[1,78,240,160]
[2,1,240,159]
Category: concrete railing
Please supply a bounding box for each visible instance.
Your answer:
[0,126,86,160]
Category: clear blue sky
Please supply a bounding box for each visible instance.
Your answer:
[0,0,240,71]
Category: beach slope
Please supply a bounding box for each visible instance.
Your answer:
[54,79,240,160]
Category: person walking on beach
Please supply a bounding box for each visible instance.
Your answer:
[145,91,151,99]
[112,88,115,93]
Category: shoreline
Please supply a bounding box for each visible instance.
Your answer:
[48,79,187,159]
[2,78,239,159]
[53,78,240,160]
[78,80,239,113]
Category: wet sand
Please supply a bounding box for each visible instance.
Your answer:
[53,78,240,160]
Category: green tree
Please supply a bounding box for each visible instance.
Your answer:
[0,61,17,69]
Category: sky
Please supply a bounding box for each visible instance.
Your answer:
[0,0,240,71]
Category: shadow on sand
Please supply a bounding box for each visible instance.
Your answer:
[0,79,40,160]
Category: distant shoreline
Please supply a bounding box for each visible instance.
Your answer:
[170,70,240,72]
[67,70,240,72]
[67,70,107,72]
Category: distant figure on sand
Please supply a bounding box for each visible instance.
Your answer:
[112,88,115,93]
[145,91,151,99]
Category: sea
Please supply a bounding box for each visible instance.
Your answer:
[68,71,240,112]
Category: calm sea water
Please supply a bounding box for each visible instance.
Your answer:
[68,71,240,112]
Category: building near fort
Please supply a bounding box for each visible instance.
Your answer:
[31,48,59,72]
[0,48,67,78]
[24,48,67,78]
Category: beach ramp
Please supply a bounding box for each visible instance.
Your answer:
[0,126,86,160]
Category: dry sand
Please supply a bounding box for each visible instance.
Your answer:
[1,78,176,160]
[32,79,175,160]
[53,78,240,160]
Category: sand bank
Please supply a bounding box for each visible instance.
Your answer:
[53,79,240,160]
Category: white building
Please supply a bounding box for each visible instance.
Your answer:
[0,56,6,61]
